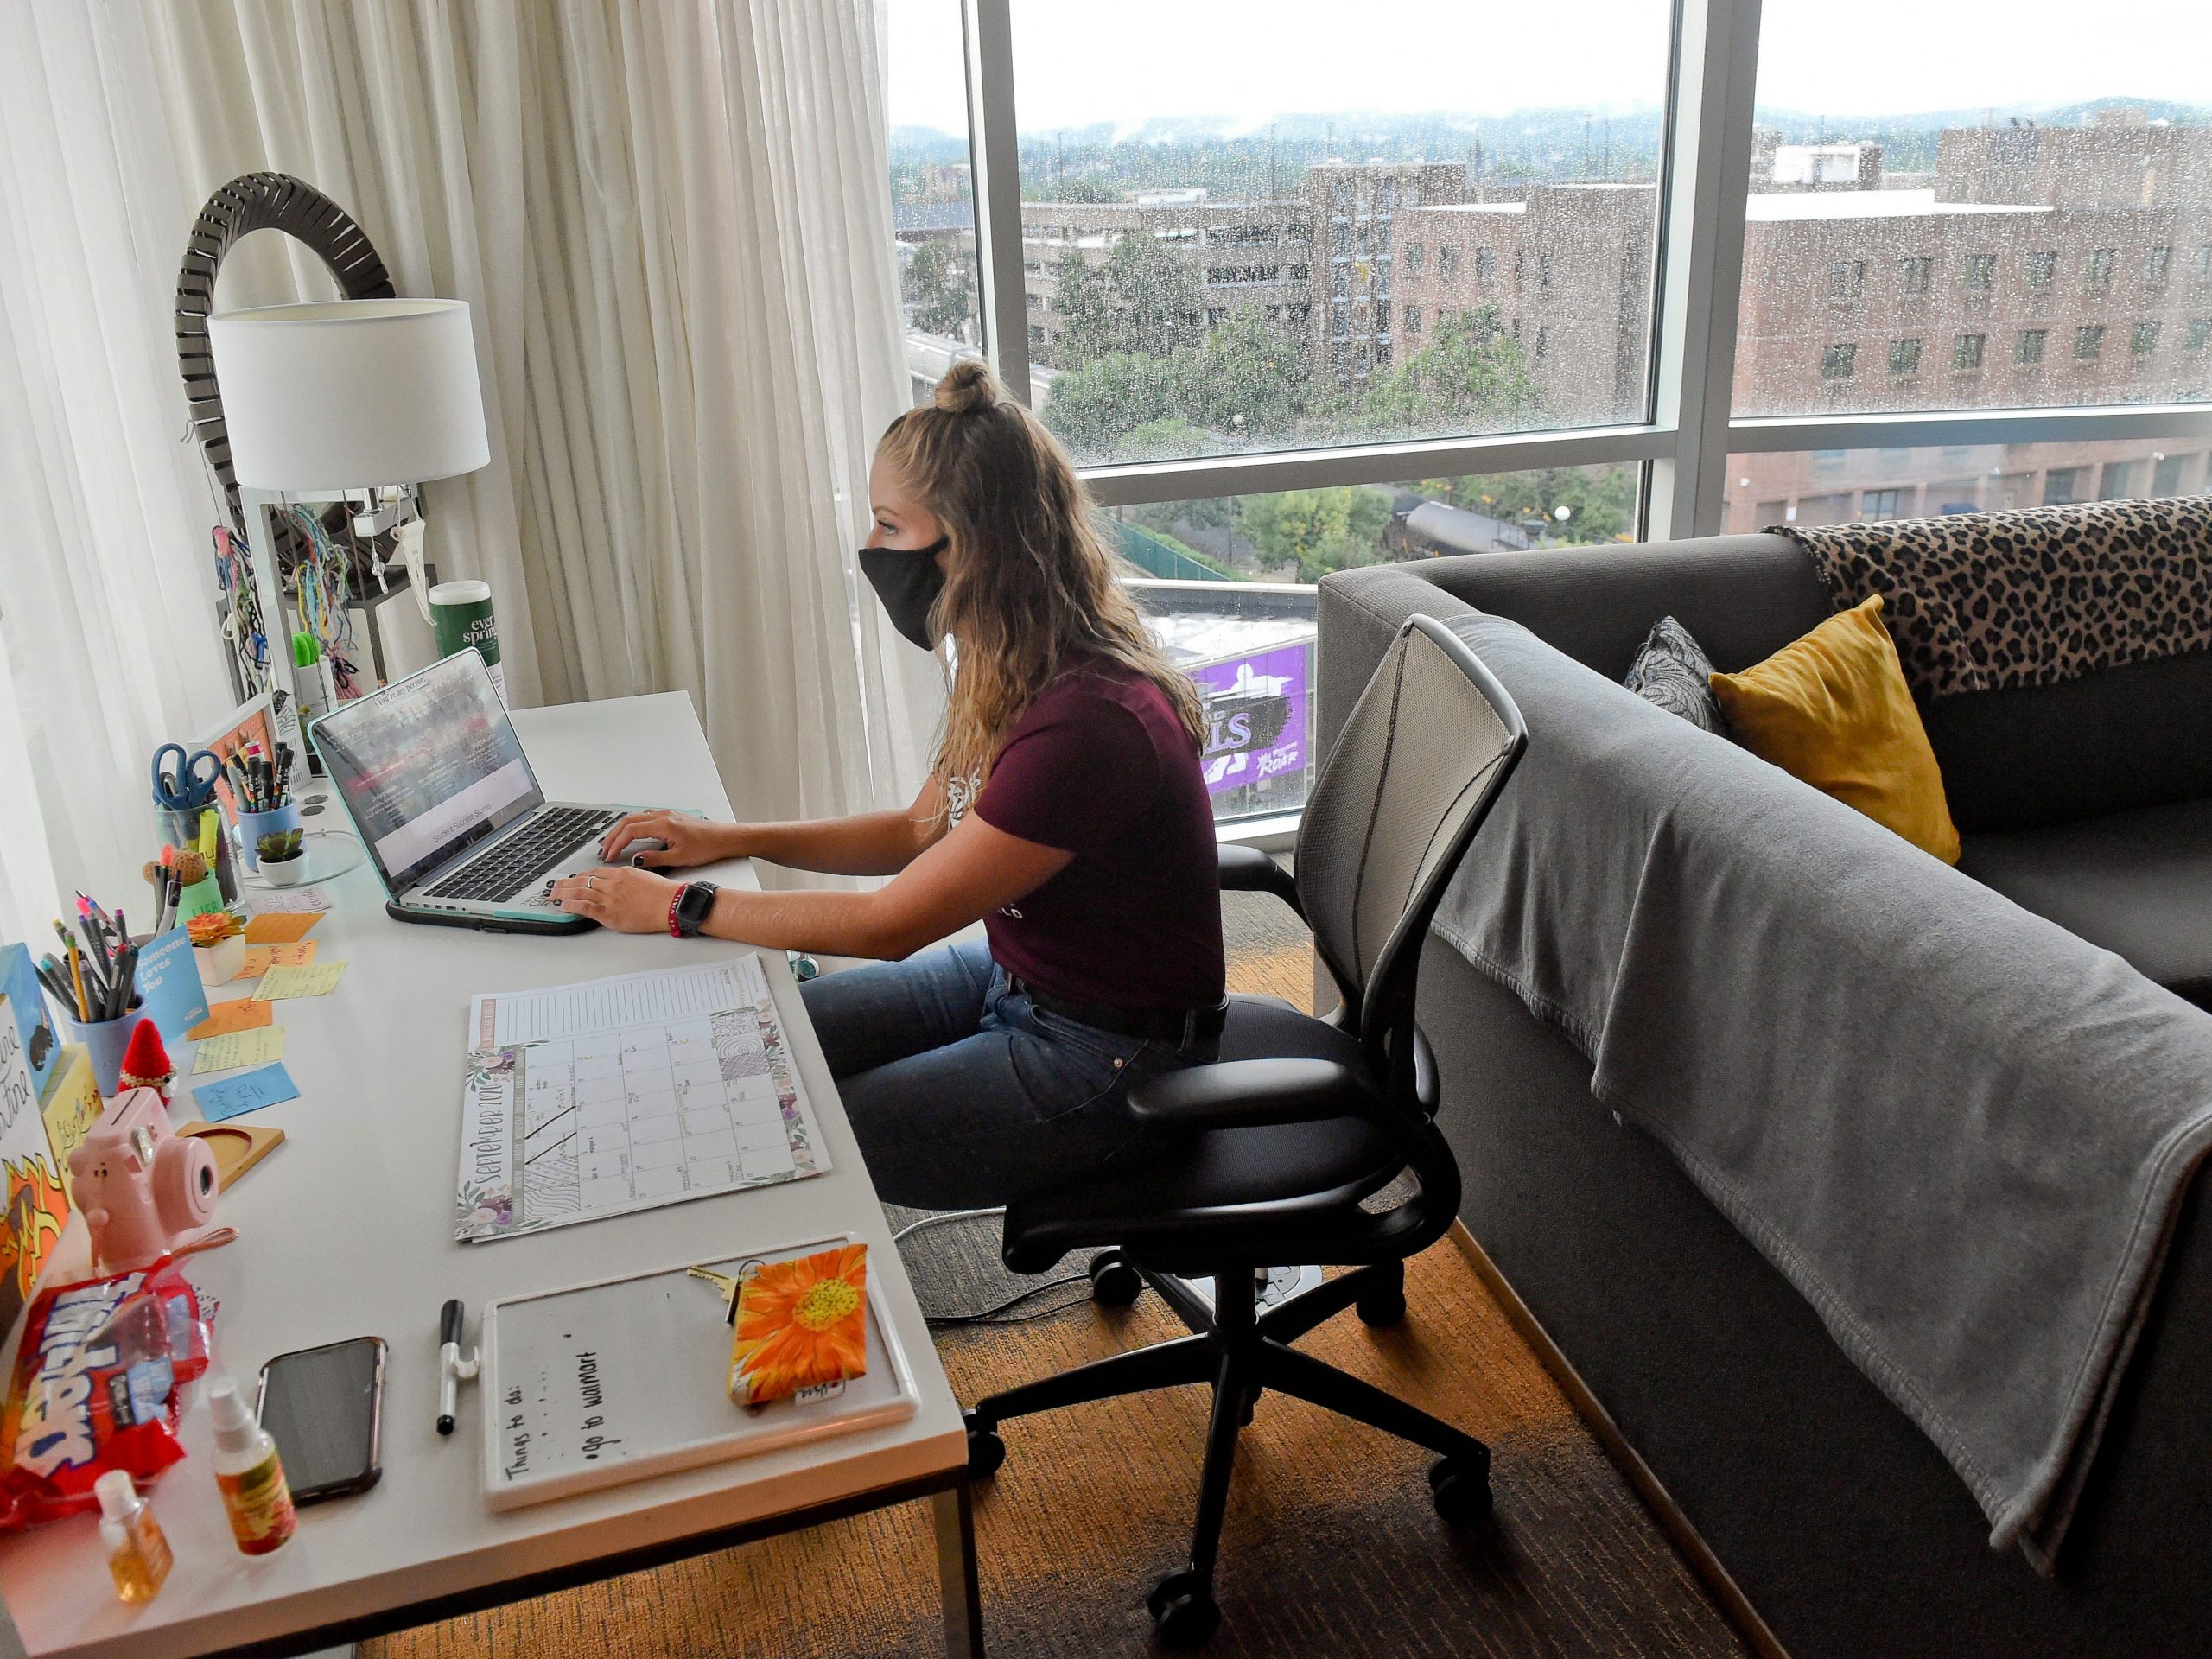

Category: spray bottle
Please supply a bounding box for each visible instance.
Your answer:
[208,1375,297,1555]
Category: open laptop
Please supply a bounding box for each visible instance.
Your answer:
[308,650,626,933]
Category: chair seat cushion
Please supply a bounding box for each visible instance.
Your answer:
[1000,995,1406,1274]
[1961,797,2212,1009]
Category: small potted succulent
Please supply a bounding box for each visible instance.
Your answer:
[256,827,308,887]
[188,908,246,987]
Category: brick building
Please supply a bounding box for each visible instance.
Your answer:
[1021,191,1315,366]
[1008,114,2209,530]
[1394,181,1656,425]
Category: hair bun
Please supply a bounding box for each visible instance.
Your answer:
[933,358,999,414]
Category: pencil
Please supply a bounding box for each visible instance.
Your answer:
[65,936,88,1022]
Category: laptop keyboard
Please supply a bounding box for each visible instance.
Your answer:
[424,808,623,903]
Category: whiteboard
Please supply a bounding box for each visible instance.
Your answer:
[479,1234,919,1511]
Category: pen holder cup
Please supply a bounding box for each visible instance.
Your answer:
[65,1001,146,1097]
[237,803,302,875]
[175,875,226,925]
[194,935,246,988]
[156,805,239,905]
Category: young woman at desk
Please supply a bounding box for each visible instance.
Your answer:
[552,361,1224,1209]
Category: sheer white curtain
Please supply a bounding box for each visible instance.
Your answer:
[0,0,933,945]
[0,3,239,946]
[145,0,937,823]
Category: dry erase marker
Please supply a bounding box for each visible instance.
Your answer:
[436,1300,479,1435]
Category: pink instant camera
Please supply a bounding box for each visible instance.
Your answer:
[68,1087,219,1273]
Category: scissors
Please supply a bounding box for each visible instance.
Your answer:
[151,742,224,811]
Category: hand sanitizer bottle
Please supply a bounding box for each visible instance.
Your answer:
[209,1375,297,1555]
[96,1471,173,1605]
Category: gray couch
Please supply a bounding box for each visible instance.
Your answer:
[1319,533,2212,1659]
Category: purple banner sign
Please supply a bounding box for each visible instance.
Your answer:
[1192,642,1308,798]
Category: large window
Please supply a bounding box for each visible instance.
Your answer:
[1114,463,1639,819]
[1003,0,1673,467]
[887,0,982,403]
[892,0,2212,830]
[1724,442,2210,531]
[1734,0,2212,417]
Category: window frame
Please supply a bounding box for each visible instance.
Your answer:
[951,0,2212,537]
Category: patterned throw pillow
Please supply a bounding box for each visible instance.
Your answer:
[1624,615,1729,736]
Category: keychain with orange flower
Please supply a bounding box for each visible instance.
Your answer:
[722,1243,869,1406]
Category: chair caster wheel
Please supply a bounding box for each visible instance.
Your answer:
[1430,1454,1491,1525]
[1088,1249,1143,1307]
[963,1414,1005,1480]
[1147,1570,1221,1648]
[1355,1284,1407,1326]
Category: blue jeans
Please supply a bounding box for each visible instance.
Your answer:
[800,939,1217,1209]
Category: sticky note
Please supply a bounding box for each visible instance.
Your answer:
[189,1063,298,1122]
[244,912,321,944]
[253,962,346,1001]
[240,941,318,977]
[193,1026,287,1073]
[187,999,273,1040]
[251,887,329,914]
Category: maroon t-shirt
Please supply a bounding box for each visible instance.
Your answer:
[974,656,1224,1011]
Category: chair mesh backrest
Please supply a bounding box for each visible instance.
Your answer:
[1296,622,1517,1035]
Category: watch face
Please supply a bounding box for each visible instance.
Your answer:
[677,882,718,934]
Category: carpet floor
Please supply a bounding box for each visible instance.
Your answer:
[366,893,1749,1659]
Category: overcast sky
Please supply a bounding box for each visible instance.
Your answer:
[887,1,2212,134]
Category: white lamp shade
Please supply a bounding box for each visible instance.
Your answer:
[207,298,490,494]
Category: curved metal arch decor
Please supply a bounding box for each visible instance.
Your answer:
[173,172,397,567]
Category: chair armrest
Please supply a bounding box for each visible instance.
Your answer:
[1127,1058,1382,1131]
[1217,844,1301,918]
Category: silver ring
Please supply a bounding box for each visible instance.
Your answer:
[587,874,597,890]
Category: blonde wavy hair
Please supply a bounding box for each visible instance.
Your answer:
[877,359,1205,817]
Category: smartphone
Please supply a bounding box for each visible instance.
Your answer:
[256,1336,387,1503]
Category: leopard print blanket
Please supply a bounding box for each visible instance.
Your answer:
[1771,498,2212,699]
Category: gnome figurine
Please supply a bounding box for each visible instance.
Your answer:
[116,1019,175,1104]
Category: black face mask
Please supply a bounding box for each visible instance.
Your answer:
[858,536,950,651]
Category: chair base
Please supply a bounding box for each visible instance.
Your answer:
[963,1257,1491,1648]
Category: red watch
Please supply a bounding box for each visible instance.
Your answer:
[670,880,719,938]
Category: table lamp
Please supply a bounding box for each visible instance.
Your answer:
[205,298,491,760]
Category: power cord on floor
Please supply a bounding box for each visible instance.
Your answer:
[921,1273,1092,1326]
[892,1206,1003,1244]
[892,1205,1099,1325]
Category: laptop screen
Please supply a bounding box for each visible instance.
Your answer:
[309,652,545,894]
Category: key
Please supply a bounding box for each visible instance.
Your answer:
[686,1264,743,1322]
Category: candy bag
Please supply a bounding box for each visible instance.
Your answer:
[0,1257,214,1529]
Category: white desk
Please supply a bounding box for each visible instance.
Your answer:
[0,693,978,1659]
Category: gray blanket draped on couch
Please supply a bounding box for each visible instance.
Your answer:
[1432,613,2212,1566]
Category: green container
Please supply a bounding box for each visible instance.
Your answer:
[429,579,505,706]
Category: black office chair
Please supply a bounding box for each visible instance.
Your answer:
[963,614,1529,1647]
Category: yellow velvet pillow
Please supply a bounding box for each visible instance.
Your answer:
[1708,594,1961,864]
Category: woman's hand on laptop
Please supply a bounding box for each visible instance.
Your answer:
[550,866,678,933]
[600,810,728,868]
